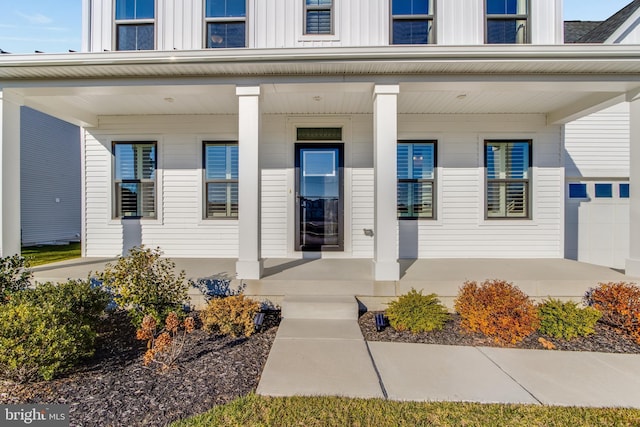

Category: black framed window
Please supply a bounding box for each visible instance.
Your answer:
[205,0,247,48]
[397,141,436,219]
[304,0,333,35]
[114,142,156,218]
[204,142,238,218]
[485,140,531,219]
[391,0,435,45]
[115,0,155,50]
[486,0,528,44]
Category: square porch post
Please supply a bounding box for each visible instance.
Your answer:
[626,93,640,277]
[0,91,21,257]
[373,85,400,281]
[235,86,263,279]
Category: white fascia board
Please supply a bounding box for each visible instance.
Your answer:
[606,8,640,44]
[547,93,627,124]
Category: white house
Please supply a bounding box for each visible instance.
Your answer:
[1,0,640,291]
[564,0,640,269]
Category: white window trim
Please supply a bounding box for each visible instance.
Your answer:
[298,0,340,41]
[203,0,248,49]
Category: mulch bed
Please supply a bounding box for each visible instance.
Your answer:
[359,311,640,354]
[0,310,280,427]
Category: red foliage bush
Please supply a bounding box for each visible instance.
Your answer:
[455,279,540,345]
[585,282,640,344]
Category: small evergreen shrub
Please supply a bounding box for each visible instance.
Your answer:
[455,279,540,345]
[385,289,449,333]
[98,246,188,327]
[0,280,109,382]
[584,282,640,344]
[0,254,31,303]
[202,294,260,338]
[537,298,601,340]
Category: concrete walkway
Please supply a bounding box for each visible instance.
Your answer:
[258,320,640,408]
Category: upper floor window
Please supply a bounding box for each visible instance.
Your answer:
[391,0,435,45]
[115,0,155,50]
[485,140,531,219]
[205,0,247,48]
[304,0,333,35]
[204,142,238,218]
[397,141,436,219]
[486,0,528,44]
[113,142,156,218]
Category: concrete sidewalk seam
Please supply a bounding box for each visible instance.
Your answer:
[476,346,543,406]
[365,341,389,400]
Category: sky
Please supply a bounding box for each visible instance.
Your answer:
[0,1,635,54]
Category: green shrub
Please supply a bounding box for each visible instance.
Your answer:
[0,254,31,303]
[386,289,449,333]
[98,246,188,327]
[202,295,260,338]
[537,299,601,340]
[0,280,109,383]
[455,280,540,345]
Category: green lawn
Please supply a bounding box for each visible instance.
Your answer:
[22,243,81,266]
[171,394,640,427]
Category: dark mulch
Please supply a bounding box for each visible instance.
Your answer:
[359,311,640,354]
[0,310,280,427]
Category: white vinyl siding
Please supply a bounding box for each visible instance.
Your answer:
[20,107,81,246]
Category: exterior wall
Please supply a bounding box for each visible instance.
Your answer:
[83,112,562,260]
[20,107,81,246]
[85,0,563,51]
[564,103,630,268]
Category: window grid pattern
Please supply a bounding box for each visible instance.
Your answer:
[486,0,528,44]
[204,142,239,218]
[391,0,435,45]
[114,142,156,218]
[115,0,155,50]
[485,140,531,219]
[304,0,333,35]
[205,0,247,48]
[397,141,436,219]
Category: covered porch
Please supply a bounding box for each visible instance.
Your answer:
[31,256,635,310]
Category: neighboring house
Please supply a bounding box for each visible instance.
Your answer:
[563,0,640,269]
[20,107,81,246]
[1,0,640,289]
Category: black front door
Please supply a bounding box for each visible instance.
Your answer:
[295,144,344,251]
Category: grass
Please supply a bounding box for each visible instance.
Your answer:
[22,243,81,266]
[171,394,640,427]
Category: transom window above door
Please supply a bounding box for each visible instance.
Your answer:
[391,0,435,45]
[205,0,247,48]
[115,0,155,50]
[486,0,529,44]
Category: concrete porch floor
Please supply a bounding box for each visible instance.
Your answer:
[31,257,638,310]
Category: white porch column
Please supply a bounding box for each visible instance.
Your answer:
[373,85,400,281]
[626,93,640,277]
[235,86,263,279]
[0,90,21,257]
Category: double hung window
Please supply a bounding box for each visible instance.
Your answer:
[205,0,247,48]
[204,142,238,218]
[304,0,333,35]
[485,140,531,218]
[397,141,436,219]
[486,0,528,44]
[115,0,155,50]
[391,0,435,45]
[114,142,156,218]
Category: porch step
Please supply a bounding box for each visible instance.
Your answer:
[281,295,359,320]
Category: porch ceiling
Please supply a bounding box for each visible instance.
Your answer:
[2,45,640,126]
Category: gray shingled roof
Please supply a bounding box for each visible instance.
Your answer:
[564,21,602,43]
[576,0,640,43]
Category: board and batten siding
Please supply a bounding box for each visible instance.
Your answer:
[84,0,563,52]
[564,103,630,178]
[83,115,240,258]
[21,107,81,246]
